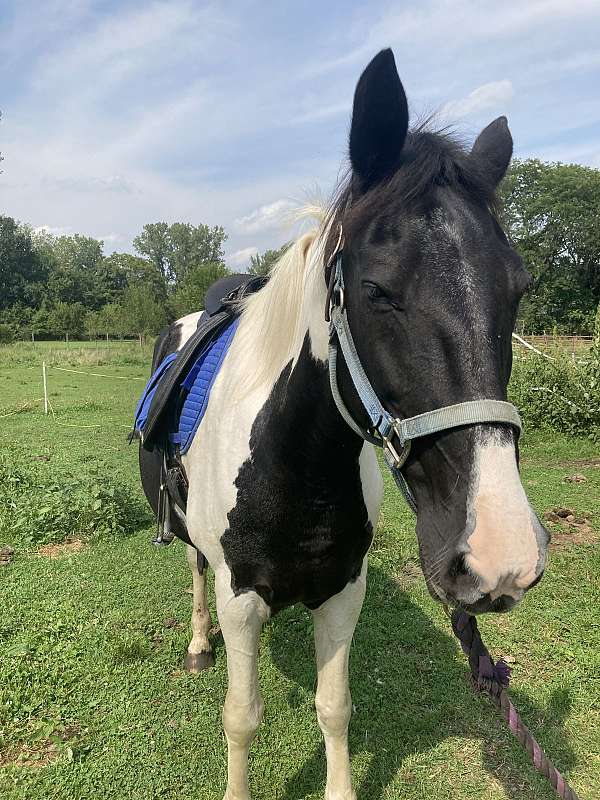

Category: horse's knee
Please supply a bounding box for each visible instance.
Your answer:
[315,689,351,738]
[223,695,264,747]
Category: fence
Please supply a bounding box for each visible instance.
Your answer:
[512,333,594,359]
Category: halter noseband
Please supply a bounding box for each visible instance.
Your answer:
[325,232,522,512]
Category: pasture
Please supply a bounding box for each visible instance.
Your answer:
[0,341,598,800]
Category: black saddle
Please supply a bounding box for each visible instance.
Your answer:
[140,273,266,452]
[137,271,267,553]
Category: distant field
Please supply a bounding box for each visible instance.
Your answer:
[0,341,598,800]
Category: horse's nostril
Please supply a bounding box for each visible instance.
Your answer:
[448,554,469,580]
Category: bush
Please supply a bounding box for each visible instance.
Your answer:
[0,456,150,546]
[0,323,14,344]
[509,346,600,440]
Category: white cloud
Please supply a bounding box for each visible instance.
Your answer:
[290,102,350,126]
[33,224,73,237]
[41,175,137,194]
[226,246,258,270]
[441,80,514,120]
[2,0,600,261]
[234,200,296,234]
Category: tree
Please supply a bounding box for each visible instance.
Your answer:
[0,217,47,309]
[169,262,230,319]
[44,234,107,308]
[84,310,103,340]
[98,303,128,339]
[500,160,600,333]
[48,302,86,339]
[133,222,227,284]
[121,284,167,341]
[248,243,290,276]
[102,252,166,302]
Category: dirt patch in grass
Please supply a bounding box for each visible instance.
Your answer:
[558,457,600,468]
[37,539,86,558]
[393,557,423,588]
[543,507,598,550]
[0,740,60,769]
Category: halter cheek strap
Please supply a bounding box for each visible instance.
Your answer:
[326,250,522,513]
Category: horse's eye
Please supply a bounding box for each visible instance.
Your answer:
[364,282,388,303]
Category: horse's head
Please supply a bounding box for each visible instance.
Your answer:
[329,49,548,614]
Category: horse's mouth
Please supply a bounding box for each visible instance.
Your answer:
[426,577,521,615]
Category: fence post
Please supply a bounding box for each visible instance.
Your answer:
[42,362,48,415]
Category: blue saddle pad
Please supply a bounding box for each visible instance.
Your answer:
[134,318,239,454]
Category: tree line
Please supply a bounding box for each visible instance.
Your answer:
[0,219,288,342]
[1,158,599,342]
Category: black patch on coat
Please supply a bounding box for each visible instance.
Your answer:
[151,321,183,372]
[220,336,372,613]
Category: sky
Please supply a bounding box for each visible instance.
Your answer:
[1,0,600,269]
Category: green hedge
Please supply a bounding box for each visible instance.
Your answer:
[0,455,150,546]
[509,347,600,440]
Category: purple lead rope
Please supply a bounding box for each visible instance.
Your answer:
[449,609,581,800]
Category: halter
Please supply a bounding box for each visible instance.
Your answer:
[325,230,523,512]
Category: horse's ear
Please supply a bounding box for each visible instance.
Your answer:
[349,49,409,190]
[471,116,513,186]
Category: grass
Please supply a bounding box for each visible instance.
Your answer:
[0,341,599,800]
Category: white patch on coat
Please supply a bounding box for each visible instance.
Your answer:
[177,311,204,347]
[465,436,541,599]
[359,443,383,530]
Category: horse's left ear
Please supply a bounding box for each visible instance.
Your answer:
[471,116,513,186]
[349,49,409,190]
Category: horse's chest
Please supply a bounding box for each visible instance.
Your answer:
[221,468,373,612]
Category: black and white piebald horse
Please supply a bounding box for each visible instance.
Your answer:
[141,49,548,800]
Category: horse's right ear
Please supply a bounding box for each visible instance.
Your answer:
[349,49,409,190]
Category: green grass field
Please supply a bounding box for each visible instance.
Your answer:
[1,341,599,800]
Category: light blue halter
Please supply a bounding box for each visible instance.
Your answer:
[326,230,523,512]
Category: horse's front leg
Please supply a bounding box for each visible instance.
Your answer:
[312,559,367,800]
[216,573,269,800]
[184,544,215,672]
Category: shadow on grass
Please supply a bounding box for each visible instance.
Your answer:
[268,564,576,800]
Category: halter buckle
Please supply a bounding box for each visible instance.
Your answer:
[325,254,345,321]
[381,421,411,468]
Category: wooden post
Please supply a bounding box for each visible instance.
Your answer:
[42,362,48,415]
[31,331,35,344]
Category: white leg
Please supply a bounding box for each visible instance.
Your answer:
[312,560,367,800]
[217,576,269,800]
[184,544,215,672]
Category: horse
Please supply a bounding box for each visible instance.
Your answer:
[139,48,549,800]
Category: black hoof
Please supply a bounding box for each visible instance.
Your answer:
[184,650,215,673]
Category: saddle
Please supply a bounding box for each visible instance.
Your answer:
[133,273,267,551]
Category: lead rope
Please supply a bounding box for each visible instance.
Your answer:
[446,607,581,800]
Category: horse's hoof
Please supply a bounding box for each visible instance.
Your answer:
[184,650,215,673]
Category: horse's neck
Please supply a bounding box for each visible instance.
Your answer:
[262,333,363,487]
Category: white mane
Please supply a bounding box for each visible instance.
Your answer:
[227,206,330,397]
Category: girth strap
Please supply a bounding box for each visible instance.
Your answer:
[327,250,522,513]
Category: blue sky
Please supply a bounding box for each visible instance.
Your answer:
[1,0,599,268]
